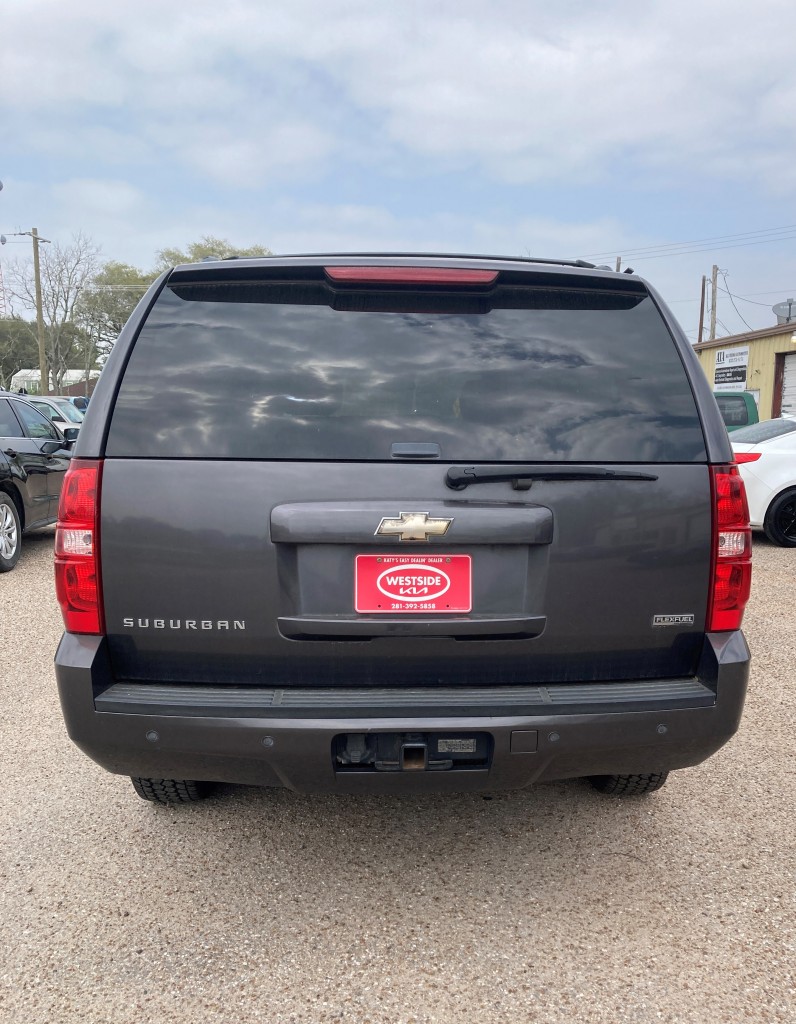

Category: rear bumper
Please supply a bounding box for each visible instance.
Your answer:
[55,632,750,794]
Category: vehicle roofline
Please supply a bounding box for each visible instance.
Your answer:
[168,252,640,279]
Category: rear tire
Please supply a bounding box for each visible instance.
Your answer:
[588,772,669,796]
[0,493,21,572]
[763,488,796,547]
[131,777,208,804]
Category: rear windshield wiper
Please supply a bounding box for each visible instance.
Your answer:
[446,465,659,491]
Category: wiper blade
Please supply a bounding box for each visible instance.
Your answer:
[445,465,659,491]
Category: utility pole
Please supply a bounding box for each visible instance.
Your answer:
[615,256,622,272]
[0,183,6,317]
[709,264,718,341]
[0,260,7,318]
[697,274,706,345]
[30,228,49,395]
[4,228,52,392]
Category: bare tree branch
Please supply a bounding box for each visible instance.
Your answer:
[6,232,101,390]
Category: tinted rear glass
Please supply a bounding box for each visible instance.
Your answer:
[715,394,751,427]
[107,276,706,462]
[731,418,796,443]
[0,399,24,437]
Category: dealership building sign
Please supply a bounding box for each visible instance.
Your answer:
[713,346,749,392]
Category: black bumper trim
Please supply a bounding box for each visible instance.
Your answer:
[55,631,750,793]
[95,678,716,718]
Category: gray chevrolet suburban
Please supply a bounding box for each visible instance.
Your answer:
[54,254,752,804]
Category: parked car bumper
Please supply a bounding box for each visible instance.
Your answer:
[55,631,750,793]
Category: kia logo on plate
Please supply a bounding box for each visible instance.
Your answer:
[376,564,452,601]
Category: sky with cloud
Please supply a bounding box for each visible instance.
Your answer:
[2,0,796,340]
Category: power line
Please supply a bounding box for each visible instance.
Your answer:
[718,273,753,331]
[672,284,795,307]
[715,317,732,336]
[583,222,796,259]
[725,291,788,307]
[84,285,149,292]
[724,287,796,297]
[589,224,796,257]
[579,232,796,263]
[718,289,770,308]
[632,233,796,261]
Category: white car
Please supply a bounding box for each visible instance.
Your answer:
[26,396,84,434]
[731,415,796,546]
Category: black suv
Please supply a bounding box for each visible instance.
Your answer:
[0,392,76,571]
[53,255,752,804]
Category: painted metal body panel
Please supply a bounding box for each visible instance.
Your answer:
[56,255,749,792]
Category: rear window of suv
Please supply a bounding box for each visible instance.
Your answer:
[715,394,753,427]
[106,273,706,463]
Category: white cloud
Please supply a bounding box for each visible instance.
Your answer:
[263,201,633,263]
[50,179,145,219]
[5,165,794,338]
[175,121,335,187]
[3,0,796,190]
[2,0,796,340]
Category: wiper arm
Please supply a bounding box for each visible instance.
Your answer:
[445,465,659,491]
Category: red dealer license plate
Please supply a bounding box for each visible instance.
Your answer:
[355,554,472,614]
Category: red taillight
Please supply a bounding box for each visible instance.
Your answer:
[734,452,762,463]
[324,266,499,285]
[708,465,752,631]
[54,459,104,634]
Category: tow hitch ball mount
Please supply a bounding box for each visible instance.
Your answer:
[334,732,491,773]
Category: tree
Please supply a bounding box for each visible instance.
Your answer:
[6,233,101,391]
[154,236,272,270]
[4,236,273,386]
[0,318,91,392]
[76,261,157,372]
[0,319,39,391]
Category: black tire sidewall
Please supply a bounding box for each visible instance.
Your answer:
[589,772,668,795]
[764,488,796,547]
[130,777,207,804]
[0,493,21,572]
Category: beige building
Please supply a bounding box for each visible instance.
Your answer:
[693,322,796,421]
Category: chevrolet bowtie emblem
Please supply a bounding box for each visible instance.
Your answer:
[375,511,453,542]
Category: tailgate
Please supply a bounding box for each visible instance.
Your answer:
[100,459,711,686]
[99,261,712,688]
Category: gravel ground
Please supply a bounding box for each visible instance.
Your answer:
[0,530,794,1024]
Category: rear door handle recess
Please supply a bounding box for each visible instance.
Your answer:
[271,501,554,545]
[278,615,547,640]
